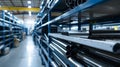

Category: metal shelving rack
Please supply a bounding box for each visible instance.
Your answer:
[12,24,23,41]
[34,0,120,67]
[0,11,26,55]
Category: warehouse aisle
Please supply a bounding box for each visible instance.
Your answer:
[0,36,44,67]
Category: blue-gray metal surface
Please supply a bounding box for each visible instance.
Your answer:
[0,36,44,67]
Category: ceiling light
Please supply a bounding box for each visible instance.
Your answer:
[27,1,31,4]
[10,14,12,16]
[28,6,31,8]
[59,25,62,27]
[86,17,90,20]
[4,10,7,12]
[40,6,42,9]
[8,12,10,14]
[29,11,32,16]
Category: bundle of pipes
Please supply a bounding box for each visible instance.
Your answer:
[50,38,83,67]
[52,37,120,67]
[50,37,120,66]
[49,33,120,54]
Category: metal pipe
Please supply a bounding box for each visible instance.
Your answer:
[52,52,68,67]
[52,38,67,48]
[68,58,84,67]
[75,53,114,67]
[50,43,76,67]
[52,41,67,53]
[51,42,66,56]
[49,33,120,53]
[86,48,120,65]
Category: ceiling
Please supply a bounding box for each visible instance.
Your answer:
[0,0,119,20]
[0,0,41,15]
[0,0,41,7]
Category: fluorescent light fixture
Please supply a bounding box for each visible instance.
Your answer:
[86,17,90,20]
[8,12,10,15]
[10,14,12,16]
[41,1,44,5]
[4,10,7,12]
[28,6,31,8]
[27,1,31,4]
[40,6,42,9]
[29,11,31,16]
[59,25,62,27]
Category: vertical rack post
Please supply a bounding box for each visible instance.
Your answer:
[78,12,81,31]
[48,12,51,33]
[13,16,15,38]
[89,12,94,36]
[48,10,51,67]
[68,17,71,31]
[11,15,14,48]
[2,11,5,48]
[8,13,10,47]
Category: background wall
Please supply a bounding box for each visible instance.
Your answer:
[15,15,37,35]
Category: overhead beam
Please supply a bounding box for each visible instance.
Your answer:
[0,6,40,12]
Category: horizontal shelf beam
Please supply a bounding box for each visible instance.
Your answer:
[40,0,105,27]
[0,6,40,12]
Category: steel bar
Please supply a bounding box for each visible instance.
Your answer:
[49,33,120,53]
[75,53,114,67]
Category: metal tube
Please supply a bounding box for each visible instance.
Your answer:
[75,53,114,67]
[52,38,67,47]
[52,52,68,67]
[49,33,120,53]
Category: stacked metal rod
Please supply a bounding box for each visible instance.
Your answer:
[49,33,120,66]
[50,37,119,66]
[50,38,83,67]
[49,33,120,53]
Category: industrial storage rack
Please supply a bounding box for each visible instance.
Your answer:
[34,0,120,67]
[0,11,26,55]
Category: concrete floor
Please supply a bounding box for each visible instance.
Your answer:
[0,36,44,67]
